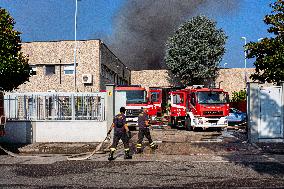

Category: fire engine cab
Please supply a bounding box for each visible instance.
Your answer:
[170,85,229,130]
[147,87,163,118]
[115,85,148,127]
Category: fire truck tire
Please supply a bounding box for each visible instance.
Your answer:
[216,127,222,132]
[185,118,193,131]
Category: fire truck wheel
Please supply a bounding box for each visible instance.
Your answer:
[216,127,222,132]
[186,125,193,131]
[185,119,193,131]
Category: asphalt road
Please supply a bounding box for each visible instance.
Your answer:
[1,129,284,188]
[0,156,284,189]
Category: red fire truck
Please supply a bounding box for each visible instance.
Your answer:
[116,85,148,127]
[169,85,229,130]
[0,92,6,136]
[147,87,163,118]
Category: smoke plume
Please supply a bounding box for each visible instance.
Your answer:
[109,0,240,70]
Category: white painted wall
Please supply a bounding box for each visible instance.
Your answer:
[35,121,108,142]
[0,120,108,143]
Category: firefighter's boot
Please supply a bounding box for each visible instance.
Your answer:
[124,149,132,159]
[108,148,115,161]
[150,142,158,150]
[136,143,142,154]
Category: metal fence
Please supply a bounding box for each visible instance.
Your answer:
[4,92,106,121]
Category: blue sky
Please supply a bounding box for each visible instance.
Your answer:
[0,0,274,69]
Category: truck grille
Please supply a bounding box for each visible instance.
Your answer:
[203,111,223,116]
[126,109,143,116]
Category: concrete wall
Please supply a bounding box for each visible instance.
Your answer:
[0,120,108,143]
[35,121,108,143]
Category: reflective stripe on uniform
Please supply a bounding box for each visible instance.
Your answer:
[110,148,116,152]
[124,148,130,152]
[136,143,142,148]
[150,142,155,147]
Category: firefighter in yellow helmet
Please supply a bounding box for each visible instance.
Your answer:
[136,107,157,153]
[107,107,132,161]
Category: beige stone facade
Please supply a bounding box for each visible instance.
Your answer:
[131,68,268,96]
[215,68,255,95]
[18,40,130,92]
[130,70,180,89]
[18,39,272,96]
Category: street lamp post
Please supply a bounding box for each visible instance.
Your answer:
[241,37,247,83]
[74,0,78,91]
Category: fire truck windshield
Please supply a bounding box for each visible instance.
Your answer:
[197,91,228,104]
[150,92,160,103]
[172,94,184,104]
[120,90,147,104]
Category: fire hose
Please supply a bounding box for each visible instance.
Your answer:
[66,134,112,161]
[0,145,50,158]
[67,132,136,161]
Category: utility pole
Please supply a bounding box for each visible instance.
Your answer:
[241,37,247,83]
[74,0,78,91]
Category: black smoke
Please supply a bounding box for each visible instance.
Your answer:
[108,0,240,70]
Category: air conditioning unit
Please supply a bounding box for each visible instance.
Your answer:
[82,74,93,84]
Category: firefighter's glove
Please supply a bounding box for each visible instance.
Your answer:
[127,131,132,139]
[107,130,111,135]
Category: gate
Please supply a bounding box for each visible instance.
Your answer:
[259,86,283,138]
[248,82,284,142]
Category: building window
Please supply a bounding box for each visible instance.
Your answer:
[45,65,55,75]
[64,65,74,75]
[30,66,37,75]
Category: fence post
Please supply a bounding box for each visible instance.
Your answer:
[71,94,75,120]
[105,84,115,133]
[247,82,260,143]
[281,82,284,139]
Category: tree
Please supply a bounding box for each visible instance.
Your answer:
[246,0,284,84]
[164,15,227,86]
[0,8,30,91]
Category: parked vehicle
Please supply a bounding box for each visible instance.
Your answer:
[227,108,247,126]
[168,85,229,131]
[116,85,148,127]
[147,87,162,118]
[117,85,230,131]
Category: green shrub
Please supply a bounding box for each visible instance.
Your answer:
[231,90,246,102]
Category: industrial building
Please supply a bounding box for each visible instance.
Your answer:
[18,40,131,92]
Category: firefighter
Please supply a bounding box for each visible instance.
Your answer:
[136,107,157,153]
[107,107,132,161]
